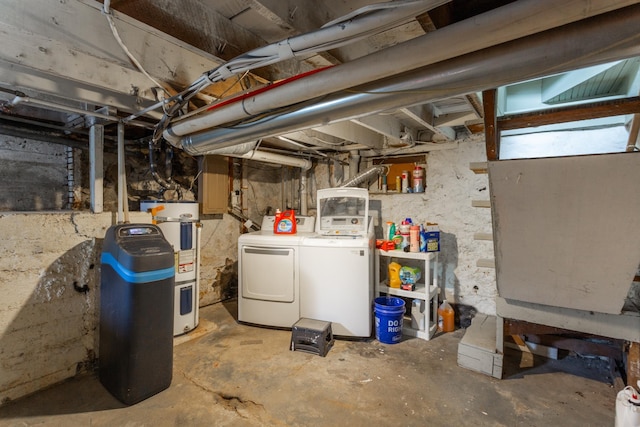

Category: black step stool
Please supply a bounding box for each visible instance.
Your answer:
[290,318,334,357]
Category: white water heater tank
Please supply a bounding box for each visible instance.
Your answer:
[141,200,200,336]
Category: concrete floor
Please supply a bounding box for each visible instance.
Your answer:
[0,300,619,426]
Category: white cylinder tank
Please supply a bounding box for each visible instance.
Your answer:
[141,200,200,336]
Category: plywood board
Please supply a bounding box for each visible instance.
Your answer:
[489,152,640,314]
[199,156,229,214]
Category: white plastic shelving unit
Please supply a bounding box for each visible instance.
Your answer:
[375,249,439,341]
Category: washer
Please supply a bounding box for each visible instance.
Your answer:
[237,215,316,328]
[299,188,375,338]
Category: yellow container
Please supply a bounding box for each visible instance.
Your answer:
[388,262,401,288]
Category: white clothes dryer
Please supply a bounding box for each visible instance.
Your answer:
[237,215,316,328]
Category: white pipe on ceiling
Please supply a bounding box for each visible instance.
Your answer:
[178,0,449,96]
[173,5,640,155]
[11,96,117,122]
[164,0,638,146]
[300,173,308,215]
[205,142,312,170]
[117,122,126,223]
[238,151,312,170]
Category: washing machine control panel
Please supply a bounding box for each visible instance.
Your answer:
[319,216,368,235]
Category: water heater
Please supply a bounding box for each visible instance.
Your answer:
[141,200,200,336]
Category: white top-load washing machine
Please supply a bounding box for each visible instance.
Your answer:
[238,215,316,328]
[299,188,375,338]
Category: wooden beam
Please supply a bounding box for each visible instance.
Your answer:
[465,119,485,134]
[465,93,484,118]
[627,113,640,151]
[482,89,499,161]
[313,122,384,148]
[471,200,491,208]
[352,115,406,141]
[525,334,623,359]
[476,258,495,268]
[506,335,559,360]
[400,105,456,142]
[504,319,577,336]
[498,96,640,131]
[0,1,229,115]
[473,232,493,241]
[469,161,487,174]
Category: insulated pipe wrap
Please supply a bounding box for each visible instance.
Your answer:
[165,0,638,142]
[172,5,640,153]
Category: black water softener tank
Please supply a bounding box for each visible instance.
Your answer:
[99,224,175,405]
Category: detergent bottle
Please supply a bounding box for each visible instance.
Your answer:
[388,262,401,288]
[274,209,297,234]
[438,300,455,332]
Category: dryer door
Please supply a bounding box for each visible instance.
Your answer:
[241,246,295,302]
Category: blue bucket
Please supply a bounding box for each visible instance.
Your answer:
[374,296,405,344]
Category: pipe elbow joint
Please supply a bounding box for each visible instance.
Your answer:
[162,128,183,150]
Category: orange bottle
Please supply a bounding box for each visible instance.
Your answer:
[274,210,297,234]
[437,300,455,332]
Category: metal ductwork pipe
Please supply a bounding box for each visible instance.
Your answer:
[239,151,312,170]
[174,5,640,154]
[206,142,312,170]
[340,165,387,188]
[349,150,361,181]
[165,0,637,147]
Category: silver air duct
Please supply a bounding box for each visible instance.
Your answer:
[340,166,388,188]
[165,0,637,148]
[174,5,640,155]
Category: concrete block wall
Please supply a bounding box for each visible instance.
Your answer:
[0,136,68,210]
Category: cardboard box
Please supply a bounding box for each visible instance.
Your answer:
[425,223,440,252]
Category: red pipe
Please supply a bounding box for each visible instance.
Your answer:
[206,66,335,112]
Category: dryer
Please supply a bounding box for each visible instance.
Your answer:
[237,215,316,328]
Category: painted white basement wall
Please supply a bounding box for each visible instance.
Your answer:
[364,135,496,316]
[0,209,240,404]
[408,135,496,316]
[0,211,148,404]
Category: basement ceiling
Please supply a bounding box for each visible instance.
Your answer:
[0,0,639,159]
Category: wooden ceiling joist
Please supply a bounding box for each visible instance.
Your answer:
[498,96,640,131]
